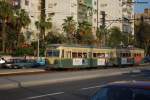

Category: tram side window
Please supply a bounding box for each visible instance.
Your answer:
[78,53,82,58]
[66,51,71,58]
[53,51,59,57]
[98,53,105,58]
[61,50,64,58]
[72,52,78,58]
[129,53,131,57]
[123,53,126,57]
[93,53,97,58]
[134,53,141,57]
[83,53,87,58]
[93,53,105,58]
[134,53,137,57]
[121,53,131,57]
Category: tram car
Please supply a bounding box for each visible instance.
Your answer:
[45,44,145,69]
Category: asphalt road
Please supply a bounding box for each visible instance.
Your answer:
[0,69,150,100]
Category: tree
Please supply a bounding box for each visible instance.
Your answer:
[107,27,128,47]
[62,16,76,43]
[45,32,67,44]
[78,21,94,45]
[135,20,150,55]
[14,9,31,47]
[35,18,52,44]
[0,1,13,52]
[34,0,52,49]
[5,24,18,53]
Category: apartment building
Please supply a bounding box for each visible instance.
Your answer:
[1,0,134,41]
[77,0,98,37]
[20,0,41,41]
[122,0,134,34]
[45,0,78,33]
[97,0,134,34]
[135,8,150,24]
[78,0,92,23]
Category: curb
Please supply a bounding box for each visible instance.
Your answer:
[0,69,46,77]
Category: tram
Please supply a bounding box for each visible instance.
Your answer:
[45,44,145,69]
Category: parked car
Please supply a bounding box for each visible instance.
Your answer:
[144,56,150,63]
[12,59,38,69]
[91,81,150,100]
[32,58,46,68]
[0,58,6,68]
[3,59,17,69]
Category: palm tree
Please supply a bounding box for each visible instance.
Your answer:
[135,21,150,55]
[35,17,52,50]
[37,0,52,43]
[35,17,52,58]
[14,9,31,47]
[35,18,52,40]
[62,16,76,43]
[78,21,94,44]
[0,1,13,52]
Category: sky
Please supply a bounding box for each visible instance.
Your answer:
[134,0,150,13]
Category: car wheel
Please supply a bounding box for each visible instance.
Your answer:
[13,66,18,69]
[22,66,26,69]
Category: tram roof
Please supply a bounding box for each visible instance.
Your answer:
[46,44,144,51]
[46,44,112,49]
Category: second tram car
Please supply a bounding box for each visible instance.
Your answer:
[45,44,145,69]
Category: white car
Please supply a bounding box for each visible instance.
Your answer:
[0,58,6,68]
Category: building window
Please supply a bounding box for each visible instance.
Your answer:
[94,9,97,14]
[100,4,107,7]
[94,1,97,5]
[48,3,53,8]
[25,0,29,6]
[94,18,97,23]
[38,6,41,10]
[48,13,55,17]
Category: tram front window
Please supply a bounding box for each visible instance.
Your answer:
[47,50,60,57]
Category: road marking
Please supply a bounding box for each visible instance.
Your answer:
[131,69,141,73]
[81,85,104,90]
[25,92,65,100]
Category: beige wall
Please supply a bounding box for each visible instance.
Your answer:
[97,0,134,34]
[20,0,41,41]
[45,0,78,33]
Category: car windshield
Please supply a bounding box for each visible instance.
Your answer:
[91,87,150,100]
[46,50,60,57]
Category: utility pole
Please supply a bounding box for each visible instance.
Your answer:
[96,0,99,31]
[40,0,46,45]
[101,11,106,28]
[37,32,40,60]
[100,11,106,47]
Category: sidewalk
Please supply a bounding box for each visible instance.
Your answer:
[0,66,150,90]
[0,68,46,76]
